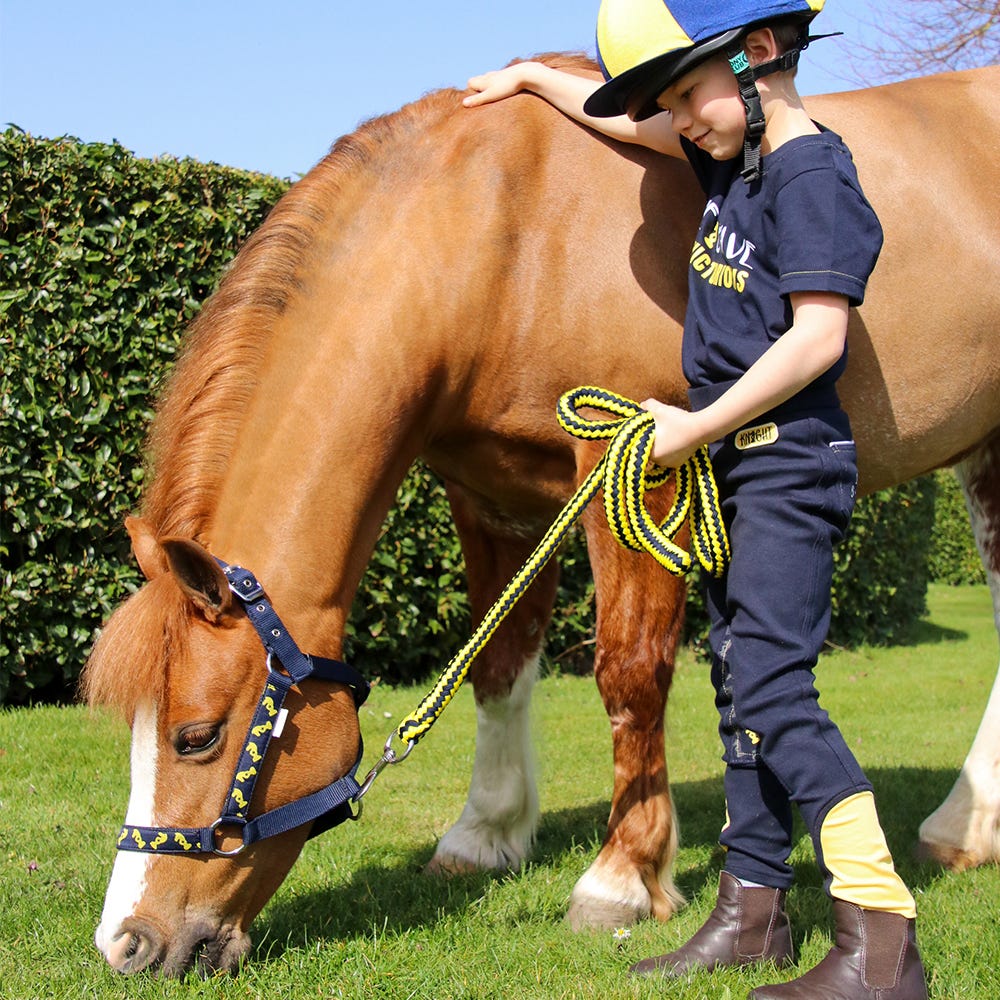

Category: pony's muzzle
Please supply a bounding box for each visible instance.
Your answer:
[99,914,251,976]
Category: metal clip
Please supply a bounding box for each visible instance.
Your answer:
[354,731,416,801]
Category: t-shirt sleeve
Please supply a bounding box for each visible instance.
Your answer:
[775,160,883,306]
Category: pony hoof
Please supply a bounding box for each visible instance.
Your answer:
[566,897,643,931]
[916,838,982,871]
[424,854,480,876]
[565,894,647,932]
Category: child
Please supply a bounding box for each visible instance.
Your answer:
[464,2,927,998]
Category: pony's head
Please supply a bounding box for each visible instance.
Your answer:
[83,517,366,975]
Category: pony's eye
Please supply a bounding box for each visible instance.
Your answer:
[175,724,221,757]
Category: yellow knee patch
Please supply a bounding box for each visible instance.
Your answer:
[820,791,916,918]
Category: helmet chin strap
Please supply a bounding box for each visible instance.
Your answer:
[726,43,771,184]
[725,31,841,183]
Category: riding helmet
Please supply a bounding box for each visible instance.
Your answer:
[584,0,826,122]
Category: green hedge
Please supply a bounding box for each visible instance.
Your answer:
[928,468,986,585]
[829,476,938,646]
[0,130,977,704]
[0,129,288,703]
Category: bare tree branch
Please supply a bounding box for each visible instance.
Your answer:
[847,0,999,85]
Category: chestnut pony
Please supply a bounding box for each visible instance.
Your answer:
[83,58,1000,975]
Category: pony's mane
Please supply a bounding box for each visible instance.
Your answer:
[86,54,598,715]
[140,53,595,543]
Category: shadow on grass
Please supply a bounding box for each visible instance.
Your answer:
[253,802,616,962]
[252,763,960,964]
[883,617,968,647]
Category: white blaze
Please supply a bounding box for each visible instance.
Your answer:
[95,702,158,957]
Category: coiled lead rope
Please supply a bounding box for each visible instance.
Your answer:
[356,386,729,797]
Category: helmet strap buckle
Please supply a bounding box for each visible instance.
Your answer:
[726,39,767,183]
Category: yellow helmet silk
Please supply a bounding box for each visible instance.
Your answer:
[596,0,695,81]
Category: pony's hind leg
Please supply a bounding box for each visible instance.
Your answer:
[566,492,687,929]
[425,483,559,875]
[918,439,1000,869]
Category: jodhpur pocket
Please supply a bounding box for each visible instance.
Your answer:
[827,440,858,527]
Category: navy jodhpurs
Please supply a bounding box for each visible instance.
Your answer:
[700,403,873,889]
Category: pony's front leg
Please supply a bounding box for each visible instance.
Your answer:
[918,445,1000,869]
[567,499,687,929]
[426,485,559,874]
[919,667,1000,868]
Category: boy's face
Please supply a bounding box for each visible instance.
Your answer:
[655,56,746,161]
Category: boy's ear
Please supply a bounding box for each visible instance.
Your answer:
[743,28,781,66]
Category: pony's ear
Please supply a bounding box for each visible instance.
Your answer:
[126,516,170,581]
[160,537,236,622]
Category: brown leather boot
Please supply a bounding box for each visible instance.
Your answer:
[629,871,794,978]
[749,899,928,999]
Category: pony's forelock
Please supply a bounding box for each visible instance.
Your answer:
[81,577,187,721]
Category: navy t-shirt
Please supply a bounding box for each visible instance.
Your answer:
[680,128,883,404]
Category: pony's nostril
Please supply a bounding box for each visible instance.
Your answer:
[105,926,159,973]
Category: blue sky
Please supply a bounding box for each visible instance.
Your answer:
[2,1,886,179]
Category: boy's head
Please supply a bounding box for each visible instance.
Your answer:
[586,0,823,120]
[584,0,827,180]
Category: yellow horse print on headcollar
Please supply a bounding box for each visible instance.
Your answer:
[246,741,263,762]
[261,696,279,718]
[150,832,168,850]
[235,765,257,784]
[173,832,195,851]
[252,720,273,737]
[131,828,147,850]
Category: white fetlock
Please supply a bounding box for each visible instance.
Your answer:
[918,760,1000,870]
[566,835,684,930]
[428,662,539,874]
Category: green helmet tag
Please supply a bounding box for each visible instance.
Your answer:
[728,50,750,74]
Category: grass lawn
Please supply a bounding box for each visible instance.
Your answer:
[1,584,997,999]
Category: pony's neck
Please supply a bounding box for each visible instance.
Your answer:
[206,347,435,652]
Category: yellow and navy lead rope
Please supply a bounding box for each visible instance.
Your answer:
[392,387,729,749]
[356,387,730,795]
